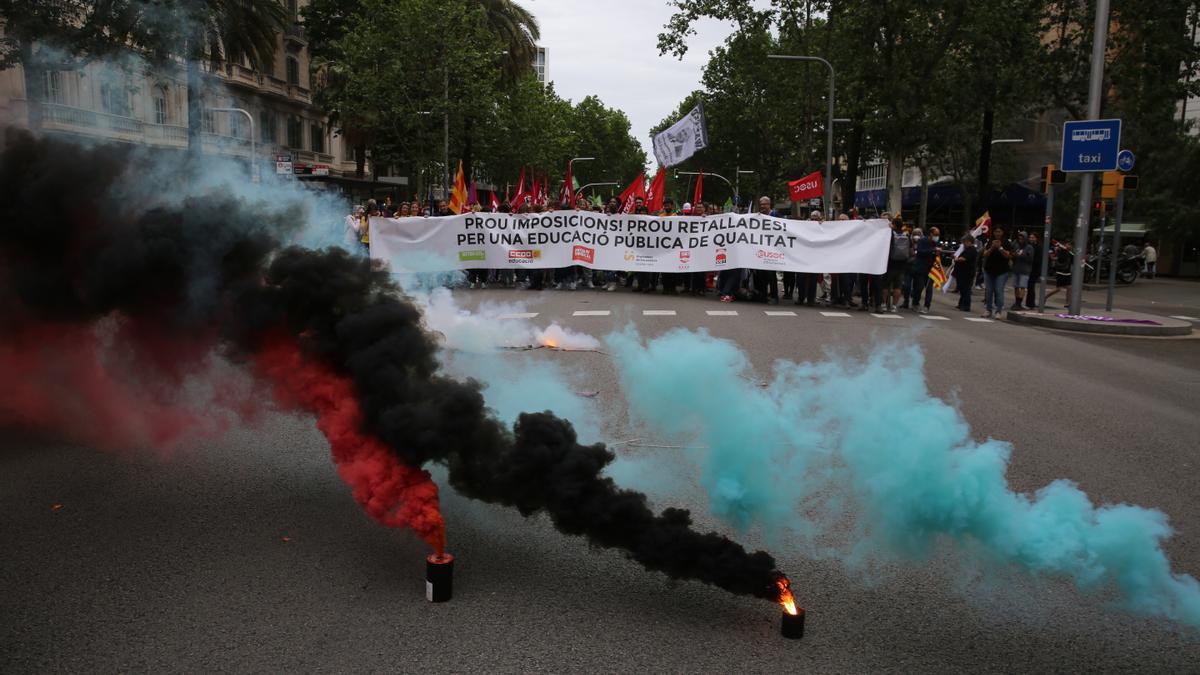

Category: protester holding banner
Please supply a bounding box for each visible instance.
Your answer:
[750,196,780,305]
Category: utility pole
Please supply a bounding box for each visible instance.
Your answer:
[768,55,835,218]
[1069,0,1112,315]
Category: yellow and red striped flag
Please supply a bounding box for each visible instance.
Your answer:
[448,160,468,214]
[929,255,948,288]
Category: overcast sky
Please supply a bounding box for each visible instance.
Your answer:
[529,0,759,168]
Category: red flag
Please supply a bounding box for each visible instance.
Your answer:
[530,171,540,205]
[646,166,666,213]
[563,162,574,208]
[618,171,647,213]
[509,166,527,209]
[788,170,823,202]
[539,172,548,205]
[488,191,499,212]
[693,169,704,206]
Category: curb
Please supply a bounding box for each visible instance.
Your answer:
[1006,311,1193,336]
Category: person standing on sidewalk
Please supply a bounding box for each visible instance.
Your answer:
[1024,232,1042,309]
[981,226,1013,319]
[910,227,939,313]
[954,234,978,312]
[1010,231,1035,312]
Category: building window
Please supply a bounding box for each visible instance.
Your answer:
[259,110,275,143]
[153,93,167,124]
[202,109,216,134]
[286,57,300,86]
[100,78,131,117]
[310,123,324,153]
[229,104,242,138]
[45,71,64,104]
[286,116,302,148]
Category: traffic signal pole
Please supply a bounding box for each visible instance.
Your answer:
[1039,183,1054,313]
[1106,188,1125,311]
[1068,0,1112,315]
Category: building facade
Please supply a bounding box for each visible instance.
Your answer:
[0,0,358,180]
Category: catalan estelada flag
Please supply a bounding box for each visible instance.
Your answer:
[448,160,468,214]
[929,255,948,288]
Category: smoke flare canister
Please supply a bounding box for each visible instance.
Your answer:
[426,553,454,602]
[781,608,805,640]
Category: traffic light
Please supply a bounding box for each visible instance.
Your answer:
[1101,171,1121,199]
[1122,174,1139,191]
[1040,164,1066,194]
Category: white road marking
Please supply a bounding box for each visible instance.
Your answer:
[920,315,950,321]
[572,310,611,317]
[965,317,993,323]
[706,310,739,316]
[643,310,677,316]
[499,312,538,319]
[870,313,902,319]
[1170,315,1200,322]
[765,311,798,316]
[820,312,851,317]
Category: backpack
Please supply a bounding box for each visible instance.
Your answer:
[889,232,911,261]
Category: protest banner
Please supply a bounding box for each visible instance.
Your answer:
[369,212,890,274]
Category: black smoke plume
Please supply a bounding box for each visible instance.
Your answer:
[0,131,785,601]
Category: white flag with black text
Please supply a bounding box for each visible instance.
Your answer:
[653,102,709,167]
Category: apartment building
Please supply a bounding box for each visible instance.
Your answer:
[0,0,359,180]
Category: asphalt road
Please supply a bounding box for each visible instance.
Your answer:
[3,282,1199,673]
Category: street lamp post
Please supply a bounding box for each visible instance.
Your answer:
[676,170,752,208]
[568,157,594,206]
[769,54,835,218]
[207,107,256,181]
[1069,0,1112,316]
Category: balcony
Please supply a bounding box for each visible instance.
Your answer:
[43,103,142,135]
[285,23,307,49]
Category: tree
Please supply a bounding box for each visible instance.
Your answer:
[476,0,540,84]
[0,0,143,130]
[133,0,286,157]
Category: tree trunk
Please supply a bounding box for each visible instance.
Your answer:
[918,162,929,230]
[886,148,903,215]
[975,105,994,217]
[840,121,864,213]
[187,56,203,162]
[463,116,474,189]
[21,43,46,132]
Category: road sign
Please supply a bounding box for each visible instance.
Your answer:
[1117,149,1135,171]
[1060,118,1122,172]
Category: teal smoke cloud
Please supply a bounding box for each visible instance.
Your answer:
[606,327,1200,628]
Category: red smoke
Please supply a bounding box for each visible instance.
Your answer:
[255,336,446,554]
[0,320,241,450]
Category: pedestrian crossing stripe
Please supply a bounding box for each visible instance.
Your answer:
[1170,315,1200,322]
[965,317,993,323]
[820,312,851,317]
[870,313,902,319]
[643,310,677,316]
[706,310,738,316]
[499,312,539,319]
[920,315,950,321]
[765,311,797,316]
[573,310,611,316]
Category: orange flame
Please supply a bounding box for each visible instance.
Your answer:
[543,338,558,349]
[777,577,798,615]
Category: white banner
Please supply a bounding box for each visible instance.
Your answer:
[369,212,890,274]
[653,102,709,167]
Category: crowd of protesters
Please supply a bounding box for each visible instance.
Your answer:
[349,194,1085,318]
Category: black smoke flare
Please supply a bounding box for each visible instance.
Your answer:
[0,130,786,601]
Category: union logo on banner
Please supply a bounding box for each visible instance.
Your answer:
[572,245,595,264]
[679,250,691,263]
